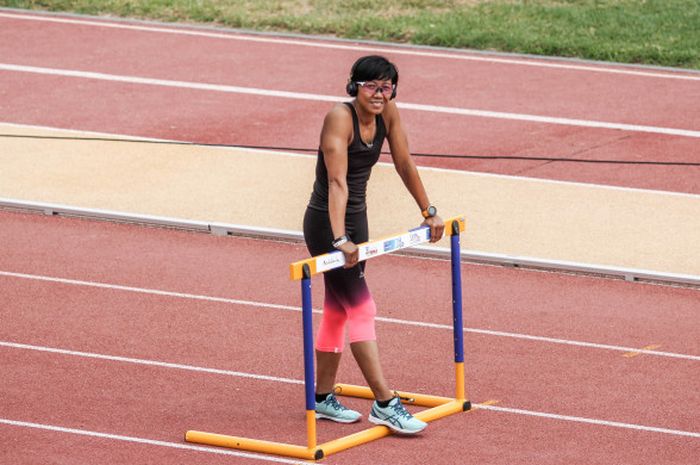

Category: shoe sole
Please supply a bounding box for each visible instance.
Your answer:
[315,412,361,424]
[368,415,427,434]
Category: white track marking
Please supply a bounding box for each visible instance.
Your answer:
[0,270,299,310]
[475,404,700,438]
[397,101,700,138]
[1,63,698,138]
[1,270,698,361]
[0,418,306,464]
[1,11,699,81]
[374,315,700,361]
[0,340,302,385]
[2,341,699,440]
[0,63,338,101]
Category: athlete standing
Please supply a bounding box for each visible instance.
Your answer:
[303,55,444,434]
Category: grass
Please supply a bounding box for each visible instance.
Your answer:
[2,0,699,69]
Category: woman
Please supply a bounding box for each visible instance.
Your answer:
[303,55,444,434]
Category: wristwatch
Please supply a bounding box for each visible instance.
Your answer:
[332,235,349,249]
[421,205,437,218]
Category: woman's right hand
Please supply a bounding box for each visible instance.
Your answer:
[338,240,359,268]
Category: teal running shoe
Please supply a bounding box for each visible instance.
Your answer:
[315,393,362,423]
[368,397,427,434]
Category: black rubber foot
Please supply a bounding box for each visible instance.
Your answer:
[314,449,325,461]
[463,400,472,411]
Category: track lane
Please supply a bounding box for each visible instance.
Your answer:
[1,11,699,191]
[2,210,698,356]
[0,426,308,465]
[2,11,698,128]
[3,287,697,436]
[0,350,313,465]
[1,212,698,444]
[1,9,699,464]
[2,70,697,170]
[1,331,698,465]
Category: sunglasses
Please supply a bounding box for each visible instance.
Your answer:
[356,81,395,97]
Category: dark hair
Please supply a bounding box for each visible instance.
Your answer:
[349,55,399,86]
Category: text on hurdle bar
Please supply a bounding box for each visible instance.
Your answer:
[290,216,465,280]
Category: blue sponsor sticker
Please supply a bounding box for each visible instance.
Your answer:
[383,238,405,252]
[383,239,398,252]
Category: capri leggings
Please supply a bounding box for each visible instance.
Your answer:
[303,207,377,353]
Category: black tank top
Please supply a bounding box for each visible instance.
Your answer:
[308,102,386,214]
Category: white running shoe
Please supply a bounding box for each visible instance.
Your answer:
[368,397,427,434]
[315,393,362,423]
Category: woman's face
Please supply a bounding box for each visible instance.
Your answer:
[354,79,394,114]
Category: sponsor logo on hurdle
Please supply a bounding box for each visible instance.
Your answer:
[364,245,380,257]
[316,253,344,272]
[322,255,343,266]
[409,232,422,245]
[383,238,405,253]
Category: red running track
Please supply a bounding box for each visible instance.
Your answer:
[1,210,698,465]
[1,9,699,465]
[1,11,699,193]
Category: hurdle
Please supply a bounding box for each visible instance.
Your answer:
[185,216,470,460]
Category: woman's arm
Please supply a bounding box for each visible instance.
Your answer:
[383,100,445,242]
[320,104,360,267]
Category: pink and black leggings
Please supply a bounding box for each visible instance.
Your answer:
[303,207,377,353]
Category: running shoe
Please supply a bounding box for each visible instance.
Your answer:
[368,397,427,434]
[315,393,362,423]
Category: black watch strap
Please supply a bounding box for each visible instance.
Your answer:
[332,235,349,249]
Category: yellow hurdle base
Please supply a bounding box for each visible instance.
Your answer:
[185,385,471,461]
[334,382,471,409]
[185,430,322,460]
[318,399,468,457]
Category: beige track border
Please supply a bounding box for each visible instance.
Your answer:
[1,123,699,287]
[2,198,698,287]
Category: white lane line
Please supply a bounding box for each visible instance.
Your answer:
[476,404,700,439]
[2,270,699,361]
[3,341,699,440]
[0,340,302,385]
[0,270,298,310]
[398,101,700,138]
[1,63,698,138]
[1,11,699,82]
[0,418,307,464]
[0,63,337,101]
[375,315,700,361]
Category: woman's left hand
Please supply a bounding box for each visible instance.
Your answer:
[422,215,445,243]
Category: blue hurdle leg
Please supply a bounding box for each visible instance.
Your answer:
[450,222,470,408]
[300,264,318,450]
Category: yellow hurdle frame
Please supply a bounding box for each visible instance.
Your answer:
[185,216,470,461]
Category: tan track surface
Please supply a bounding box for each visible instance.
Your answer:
[1,124,698,277]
